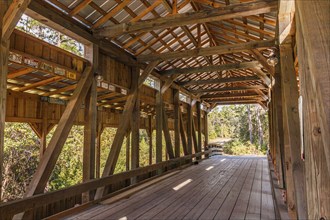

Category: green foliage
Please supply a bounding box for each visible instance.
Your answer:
[223,139,266,156]
[2,123,40,201]
[16,14,84,57]
[208,104,269,149]
[47,126,84,191]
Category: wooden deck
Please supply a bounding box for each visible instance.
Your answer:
[63,156,276,220]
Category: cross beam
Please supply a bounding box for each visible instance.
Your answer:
[161,61,260,76]
[180,75,260,86]
[94,0,278,38]
[138,39,275,62]
[192,85,266,94]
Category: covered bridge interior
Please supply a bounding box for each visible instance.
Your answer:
[0,0,329,219]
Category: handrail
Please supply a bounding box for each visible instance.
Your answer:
[0,151,209,219]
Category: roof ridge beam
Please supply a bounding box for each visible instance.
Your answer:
[94,0,278,38]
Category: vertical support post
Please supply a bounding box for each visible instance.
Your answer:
[131,68,140,171]
[204,112,209,147]
[0,3,9,202]
[179,111,188,156]
[280,40,307,219]
[125,131,130,171]
[148,115,152,165]
[273,63,285,189]
[197,102,202,153]
[96,124,103,179]
[155,90,163,163]
[173,89,180,158]
[39,102,48,158]
[187,103,193,155]
[83,77,97,202]
[162,106,174,159]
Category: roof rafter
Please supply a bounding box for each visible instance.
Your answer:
[138,39,275,62]
[94,0,278,38]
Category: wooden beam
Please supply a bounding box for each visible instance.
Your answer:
[193,85,266,94]
[173,89,180,158]
[138,39,275,62]
[215,100,261,105]
[197,102,202,153]
[296,0,330,173]
[91,0,131,29]
[94,66,140,199]
[7,67,34,79]
[251,67,271,87]
[125,131,130,171]
[155,89,163,163]
[191,116,198,153]
[201,92,260,99]
[131,79,140,171]
[94,0,278,38]
[138,61,160,86]
[24,65,93,197]
[187,104,193,154]
[251,49,275,76]
[3,0,31,40]
[161,61,260,76]
[42,84,77,97]
[181,75,260,86]
[179,110,189,155]
[280,42,307,219]
[69,0,93,16]
[17,76,63,92]
[148,115,153,165]
[0,4,9,200]
[82,77,97,202]
[204,112,209,150]
[162,106,175,159]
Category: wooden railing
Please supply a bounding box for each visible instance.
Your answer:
[0,151,209,220]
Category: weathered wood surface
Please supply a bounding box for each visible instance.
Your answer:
[62,156,276,220]
[24,65,94,197]
[0,152,208,219]
[95,0,277,38]
[138,39,275,62]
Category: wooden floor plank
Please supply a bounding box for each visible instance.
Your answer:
[245,159,263,220]
[61,156,278,220]
[229,159,258,220]
[261,159,275,220]
[213,159,253,220]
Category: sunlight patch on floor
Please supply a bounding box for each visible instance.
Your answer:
[173,179,192,191]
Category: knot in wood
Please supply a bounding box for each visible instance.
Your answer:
[313,127,321,136]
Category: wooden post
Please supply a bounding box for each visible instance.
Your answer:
[273,62,285,189]
[95,61,158,199]
[131,74,140,171]
[0,2,9,202]
[39,102,48,158]
[187,104,193,154]
[191,117,198,154]
[125,131,130,171]
[162,106,174,159]
[83,77,97,202]
[155,90,163,163]
[197,102,202,153]
[280,40,307,219]
[179,111,189,155]
[96,124,103,179]
[173,89,180,158]
[148,115,152,165]
[204,112,209,148]
[296,0,330,173]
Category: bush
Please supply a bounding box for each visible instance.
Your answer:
[223,139,266,156]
